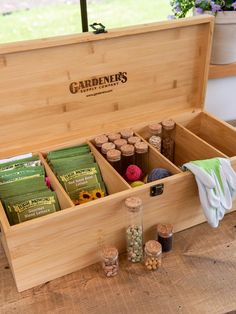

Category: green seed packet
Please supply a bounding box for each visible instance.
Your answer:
[3,190,60,225]
[0,166,45,183]
[59,164,106,205]
[0,156,41,172]
[50,154,94,174]
[47,144,90,161]
[0,176,48,199]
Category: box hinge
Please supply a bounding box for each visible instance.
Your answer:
[90,23,107,34]
[150,184,164,197]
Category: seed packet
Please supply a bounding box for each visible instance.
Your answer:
[0,156,41,172]
[58,164,106,205]
[47,144,90,160]
[3,190,60,225]
[0,166,45,183]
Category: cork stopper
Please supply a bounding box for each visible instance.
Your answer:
[148,123,162,135]
[94,135,109,147]
[157,223,173,238]
[162,119,176,131]
[120,129,134,139]
[135,142,148,154]
[107,149,121,162]
[149,136,161,146]
[128,136,141,145]
[101,142,115,155]
[114,139,127,150]
[108,133,121,142]
[145,240,162,255]
[120,144,135,157]
[102,247,118,260]
[125,196,142,212]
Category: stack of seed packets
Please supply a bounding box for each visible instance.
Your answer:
[0,153,60,225]
[47,144,107,205]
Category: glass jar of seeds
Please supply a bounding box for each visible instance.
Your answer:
[148,123,162,152]
[120,129,134,140]
[94,135,109,153]
[108,133,121,143]
[128,136,141,145]
[135,141,149,175]
[101,142,115,157]
[144,240,162,271]
[114,138,127,150]
[101,246,119,277]
[125,197,143,263]
[107,149,122,175]
[161,119,176,162]
[120,144,135,175]
[157,223,173,252]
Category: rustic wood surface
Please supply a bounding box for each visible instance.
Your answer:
[0,211,235,314]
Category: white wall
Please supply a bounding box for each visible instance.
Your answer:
[205,77,236,121]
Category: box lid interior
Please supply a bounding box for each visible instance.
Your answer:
[0,16,213,156]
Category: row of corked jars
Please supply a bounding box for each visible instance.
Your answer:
[101,196,173,277]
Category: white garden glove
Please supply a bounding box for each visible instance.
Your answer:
[183,158,235,228]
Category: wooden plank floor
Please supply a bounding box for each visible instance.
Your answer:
[0,211,235,314]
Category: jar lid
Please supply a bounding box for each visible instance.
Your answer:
[108,133,121,142]
[157,223,173,237]
[102,246,118,260]
[149,136,161,146]
[135,142,148,154]
[162,119,176,131]
[107,149,121,162]
[120,129,134,139]
[120,144,135,156]
[94,135,109,147]
[125,196,142,212]
[145,240,162,255]
[101,142,115,154]
[128,136,141,145]
[148,123,162,135]
[114,138,127,150]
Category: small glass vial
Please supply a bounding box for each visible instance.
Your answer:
[94,135,109,153]
[161,119,176,162]
[125,197,143,263]
[108,133,121,143]
[157,223,173,252]
[135,141,149,174]
[120,144,135,175]
[114,138,127,150]
[120,129,134,140]
[128,136,141,145]
[106,149,122,175]
[144,240,162,271]
[101,142,115,157]
[101,246,119,277]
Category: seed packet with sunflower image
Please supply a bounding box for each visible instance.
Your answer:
[3,190,60,225]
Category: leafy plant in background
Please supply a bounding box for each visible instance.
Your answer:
[170,0,236,18]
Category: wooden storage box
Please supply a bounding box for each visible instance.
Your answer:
[0,16,235,292]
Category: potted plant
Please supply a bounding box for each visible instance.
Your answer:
[170,0,236,64]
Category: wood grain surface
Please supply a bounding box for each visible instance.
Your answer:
[0,211,235,314]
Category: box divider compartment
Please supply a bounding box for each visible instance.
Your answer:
[179,112,236,157]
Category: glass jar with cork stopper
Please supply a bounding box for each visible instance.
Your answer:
[101,246,119,277]
[120,129,134,140]
[134,141,149,175]
[144,240,162,271]
[94,135,109,153]
[114,138,127,150]
[106,149,122,175]
[125,197,143,263]
[101,142,115,157]
[120,144,135,175]
[161,119,176,162]
[157,223,173,252]
[148,123,162,153]
[128,136,141,146]
[107,133,121,143]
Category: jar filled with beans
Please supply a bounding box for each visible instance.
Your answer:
[144,240,162,271]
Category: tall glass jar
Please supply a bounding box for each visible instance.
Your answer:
[101,142,115,157]
[101,246,119,277]
[148,123,162,152]
[161,119,176,162]
[114,138,127,150]
[157,223,173,252]
[120,129,134,140]
[125,197,143,263]
[106,149,122,175]
[107,133,121,143]
[120,144,135,175]
[135,141,149,175]
[94,135,109,153]
[144,240,162,271]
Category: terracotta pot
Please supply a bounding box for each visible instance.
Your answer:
[194,10,236,64]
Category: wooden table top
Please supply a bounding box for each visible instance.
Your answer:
[0,211,236,314]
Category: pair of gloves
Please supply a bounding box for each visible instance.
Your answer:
[183,158,236,228]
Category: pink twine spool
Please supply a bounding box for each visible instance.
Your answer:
[125,165,143,182]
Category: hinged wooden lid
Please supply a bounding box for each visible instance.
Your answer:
[0,16,214,157]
